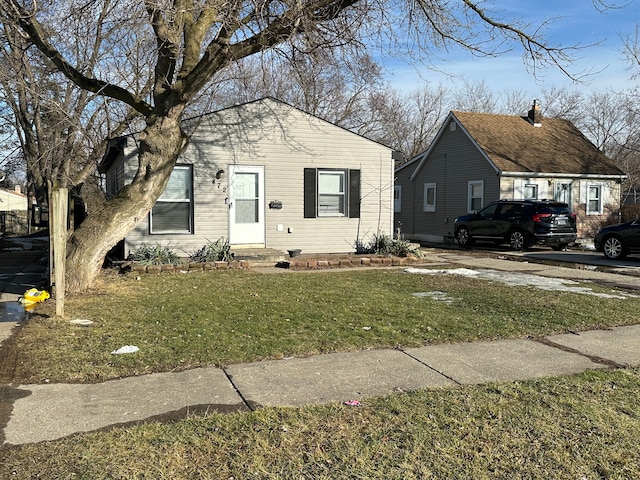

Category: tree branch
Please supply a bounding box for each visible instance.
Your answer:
[3,0,154,115]
[182,0,360,99]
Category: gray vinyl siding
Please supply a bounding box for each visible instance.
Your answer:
[406,119,499,242]
[393,165,415,237]
[119,98,393,256]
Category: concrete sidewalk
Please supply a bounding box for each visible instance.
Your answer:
[1,323,639,445]
[1,246,640,445]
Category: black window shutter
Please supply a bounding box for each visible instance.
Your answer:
[349,169,360,218]
[304,168,317,218]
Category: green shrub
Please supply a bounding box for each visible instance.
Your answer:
[189,238,233,263]
[128,243,182,266]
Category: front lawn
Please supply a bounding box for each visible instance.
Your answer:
[4,267,638,383]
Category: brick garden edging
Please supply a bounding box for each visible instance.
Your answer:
[125,255,423,274]
[128,260,252,274]
[283,255,423,270]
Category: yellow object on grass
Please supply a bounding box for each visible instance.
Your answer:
[19,288,50,309]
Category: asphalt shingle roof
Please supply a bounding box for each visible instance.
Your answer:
[452,110,624,176]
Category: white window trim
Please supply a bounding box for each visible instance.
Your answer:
[394,185,402,213]
[468,180,484,213]
[524,183,538,200]
[587,183,603,215]
[317,169,346,217]
[423,183,436,212]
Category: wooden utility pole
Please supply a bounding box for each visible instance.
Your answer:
[51,186,68,317]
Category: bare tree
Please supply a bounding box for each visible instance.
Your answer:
[0,5,143,227]
[496,89,530,116]
[0,0,607,292]
[211,47,385,132]
[363,84,449,159]
[539,87,586,124]
[452,80,496,113]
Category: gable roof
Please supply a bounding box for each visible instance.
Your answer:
[407,109,625,180]
[186,97,396,153]
[100,97,394,173]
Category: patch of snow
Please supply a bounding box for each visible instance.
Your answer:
[412,291,461,304]
[404,267,631,299]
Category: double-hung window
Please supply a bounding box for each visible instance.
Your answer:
[150,165,194,233]
[468,180,484,212]
[587,184,603,215]
[318,170,346,216]
[524,183,538,200]
[304,168,360,218]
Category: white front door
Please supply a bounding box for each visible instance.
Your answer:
[228,165,265,245]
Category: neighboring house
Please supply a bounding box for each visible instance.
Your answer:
[100,97,396,258]
[0,185,27,210]
[0,185,28,235]
[394,102,626,243]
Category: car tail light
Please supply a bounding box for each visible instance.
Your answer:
[532,213,552,223]
[570,213,577,221]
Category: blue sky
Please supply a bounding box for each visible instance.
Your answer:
[385,1,639,95]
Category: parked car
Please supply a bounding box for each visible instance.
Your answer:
[594,219,640,259]
[454,199,577,251]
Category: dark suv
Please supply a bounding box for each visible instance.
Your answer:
[454,199,577,251]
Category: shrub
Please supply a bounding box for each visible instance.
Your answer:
[128,243,182,266]
[189,238,233,263]
[621,204,640,223]
[357,233,423,258]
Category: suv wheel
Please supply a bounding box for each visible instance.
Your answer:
[509,229,528,251]
[603,235,626,260]
[456,226,472,247]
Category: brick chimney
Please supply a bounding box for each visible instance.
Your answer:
[527,100,542,127]
[14,185,21,194]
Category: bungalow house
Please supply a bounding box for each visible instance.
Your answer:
[394,102,626,243]
[100,97,396,258]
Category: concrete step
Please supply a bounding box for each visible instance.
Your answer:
[230,248,287,265]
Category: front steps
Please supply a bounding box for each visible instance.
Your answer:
[230,247,287,265]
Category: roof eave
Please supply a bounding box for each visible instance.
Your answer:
[501,171,627,180]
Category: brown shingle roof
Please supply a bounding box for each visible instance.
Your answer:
[452,111,624,176]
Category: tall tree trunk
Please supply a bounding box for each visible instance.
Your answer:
[65,113,186,293]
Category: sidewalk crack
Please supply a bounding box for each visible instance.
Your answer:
[534,337,627,369]
[222,369,259,411]
[399,349,462,385]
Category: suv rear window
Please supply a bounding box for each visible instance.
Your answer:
[537,205,571,215]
